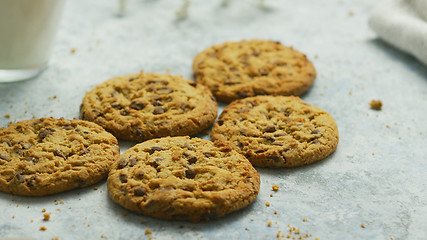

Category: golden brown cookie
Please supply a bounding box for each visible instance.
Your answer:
[80,72,218,141]
[107,136,260,222]
[211,96,339,167]
[193,39,316,102]
[0,118,119,196]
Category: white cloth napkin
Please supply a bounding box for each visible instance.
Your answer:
[369,0,427,65]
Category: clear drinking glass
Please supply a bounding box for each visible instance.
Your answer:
[0,0,65,82]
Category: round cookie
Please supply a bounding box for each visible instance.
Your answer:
[107,136,260,222]
[210,96,339,167]
[193,39,316,102]
[80,72,218,142]
[0,118,119,196]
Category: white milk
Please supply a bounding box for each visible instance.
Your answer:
[0,0,65,77]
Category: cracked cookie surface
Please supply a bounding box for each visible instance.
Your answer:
[211,96,339,167]
[80,72,218,141]
[0,118,119,196]
[193,39,316,102]
[107,136,260,222]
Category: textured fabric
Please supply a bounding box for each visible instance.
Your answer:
[369,0,427,65]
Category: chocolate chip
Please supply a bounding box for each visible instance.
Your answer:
[2,139,13,147]
[129,158,138,167]
[217,120,224,126]
[271,142,284,146]
[128,77,135,82]
[153,107,165,115]
[258,68,269,76]
[252,51,260,57]
[185,169,196,179]
[27,175,38,187]
[117,159,128,169]
[75,178,86,187]
[54,150,66,158]
[129,101,146,110]
[79,149,90,156]
[135,128,144,139]
[119,174,127,183]
[24,157,39,164]
[120,109,129,116]
[187,156,197,164]
[134,187,146,196]
[38,129,54,139]
[312,139,321,144]
[13,148,24,157]
[63,125,74,130]
[274,132,287,137]
[91,109,103,117]
[151,101,162,106]
[254,89,267,95]
[203,152,214,158]
[311,129,320,134]
[157,87,173,95]
[189,81,197,87]
[155,157,163,163]
[269,155,283,162]
[149,146,162,154]
[255,149,266,154]
[15,174,25,183]
[263,125,276,133]
[110,104,123,110]
[0,154,11,162]
[236,141,244,150]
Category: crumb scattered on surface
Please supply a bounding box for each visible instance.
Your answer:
[272,185,279,191]
[145,228,152,238]
[71,48,76,54]
[370,100,383,110]
[93,187,98,190]
[274,211,277,215]
[42,208,46,213]
[30,220,34,223]
[348,11,354,16]
[267,221,272,227]
[43,213,51,221]
[52,237,59,240]
[4,114,10,118]
[266,202,270,207]
[361,223,365,228]
[372,153,375,155]
[39,226,47,231]
[386,125,390,128]
[12,216,15,219]
[59,200,64,204]
[101,234,104,238]
[122,211,127,216]
[303,218,307,222]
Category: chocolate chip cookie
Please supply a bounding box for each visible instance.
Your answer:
[211,96,339,167]
[80,72,218,141]
[0,118,119,196]
[193,39,316,102]
[107,136,260,222]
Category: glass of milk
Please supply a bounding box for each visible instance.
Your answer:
[0,0,65,82]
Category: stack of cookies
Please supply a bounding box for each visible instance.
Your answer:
[0,39,338,223]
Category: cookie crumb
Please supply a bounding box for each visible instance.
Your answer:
[266,202,270,207]
[12,215,15,219]
[386,125,390,128]
[267,221,272,227]
[42,208,46,213]
[145,228,152,235]
[101,234,104,238]
[43,213,51,221]
[30,219,34,223]
[302,218,307,222]
[361,223,365,228]
[122,211,127,216]
[274,211,277,215]
[272,185,279,191]
[370,100,382,110]
[52,237,59,240]
[71,48,76,54]
[245,227,249,231]
[93,187,98,190]
[39,226,47,231]
[4,114,10,118]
